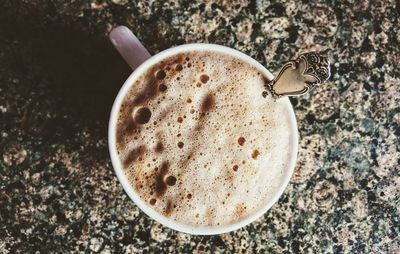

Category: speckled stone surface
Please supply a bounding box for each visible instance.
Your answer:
[1,0,399,253]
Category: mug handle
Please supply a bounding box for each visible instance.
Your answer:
[109,26,151,70]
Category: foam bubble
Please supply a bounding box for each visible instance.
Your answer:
[159,84,167,92]
[156,70,166,79]
[238,137,245,146]
[134,107,152,124]
[200,74,209,83]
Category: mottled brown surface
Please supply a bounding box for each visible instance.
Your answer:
[0,0,399,253]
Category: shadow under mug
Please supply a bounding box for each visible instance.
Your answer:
[108,26,298,235]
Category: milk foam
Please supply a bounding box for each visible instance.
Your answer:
[116,50,293,227]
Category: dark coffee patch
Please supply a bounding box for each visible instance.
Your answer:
[159,84,167,92]
[252,149,260,159]
[187,193,192,199]
[177,117,183,123]
[116,120,137,145]
[177,142,184,149]
[165,175,177,186]
[165,200,173,215]
[132,77,159,106]
[233,165,239,171]
[156,70,166,80]
[187,98,192,103]
[154,161,169,197]
[179,150,195,170]
[150,198,156,205]
[201,93,215,113]
[134,107,152,124]
[238,137,245,146]
[123,146,146,167]
[194,115,206,132]
[175,64,183,71]
[200,74,209,83]
[155,142,164,153]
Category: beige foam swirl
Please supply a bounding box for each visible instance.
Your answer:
[116,51,293,227]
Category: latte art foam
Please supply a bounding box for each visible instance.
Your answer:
[116,50,293,227]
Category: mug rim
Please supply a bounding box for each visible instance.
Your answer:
[108,43,298,235]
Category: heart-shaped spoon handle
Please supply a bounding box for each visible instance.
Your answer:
[263,52,331,99]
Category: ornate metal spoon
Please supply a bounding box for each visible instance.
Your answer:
[262,52,331,99]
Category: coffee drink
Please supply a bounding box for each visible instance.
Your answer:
[115,50,293,227]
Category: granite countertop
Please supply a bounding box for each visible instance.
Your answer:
[1,1,399,253]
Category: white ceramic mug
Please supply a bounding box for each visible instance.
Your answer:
[108,26,298,235]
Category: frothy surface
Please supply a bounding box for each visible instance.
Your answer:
[116,50,293,227]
